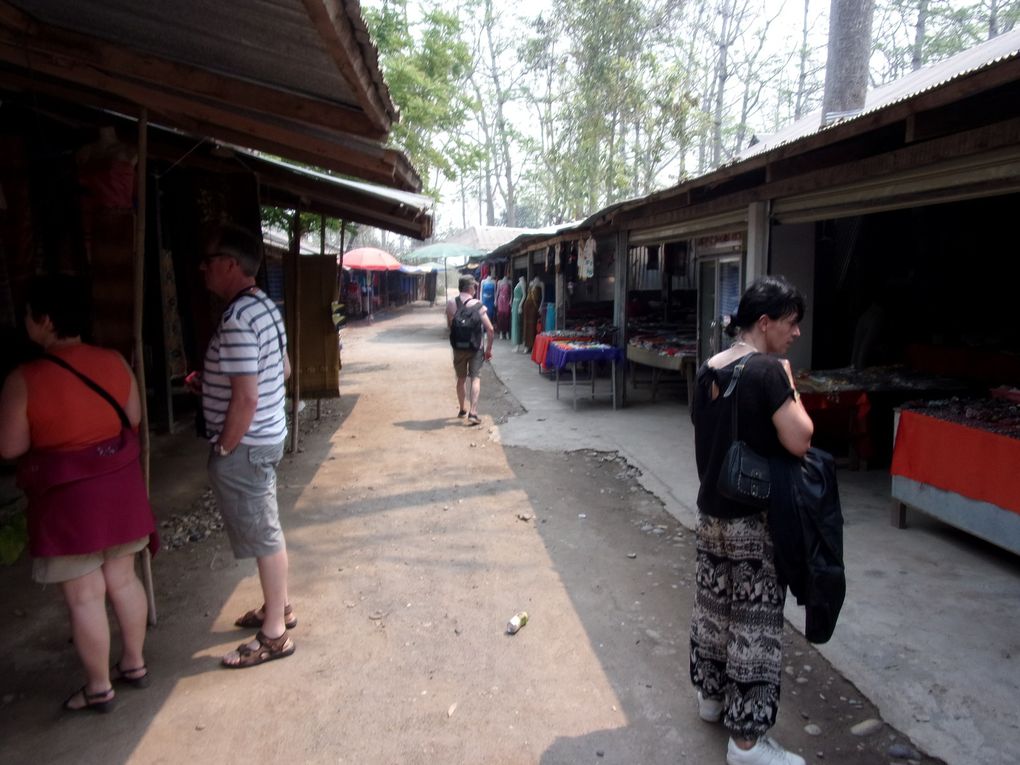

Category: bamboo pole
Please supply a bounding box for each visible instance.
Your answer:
[318,215,325,420]
[133,109,157,625]
[289,211,301,453]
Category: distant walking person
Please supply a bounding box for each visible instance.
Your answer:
[689,275,814,765]
[446,274,494,426]
[196,224,296,668]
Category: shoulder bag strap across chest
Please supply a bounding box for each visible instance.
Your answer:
[720,352,756,442]
[40,353,131,429]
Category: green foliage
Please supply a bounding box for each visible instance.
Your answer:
[515,0,695,220]
[363,1,481,195]
[360,0,1013,228]
[870,0,1017,84]
[0,509,27,566]
[260,208,357,244]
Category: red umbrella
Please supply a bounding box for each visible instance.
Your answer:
[342,247,402,271]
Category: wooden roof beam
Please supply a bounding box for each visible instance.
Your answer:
[0,40,420,189]
[0,5,385,140]
[301,0,396,134]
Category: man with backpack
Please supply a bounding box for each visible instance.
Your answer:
[446,274,495,425]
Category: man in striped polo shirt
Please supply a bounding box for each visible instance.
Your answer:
[199,224,296,668]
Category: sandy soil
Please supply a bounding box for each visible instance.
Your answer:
[0,302,941,765]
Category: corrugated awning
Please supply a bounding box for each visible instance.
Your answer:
[0,0,422,190]
[249,151,433,240]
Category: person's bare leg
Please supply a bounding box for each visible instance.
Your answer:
[456,375,467,412]
[468,376,481,415]
[61,568,114,706]
[223,546,290,666]
[256,546,289,638]
[103,554,148,675]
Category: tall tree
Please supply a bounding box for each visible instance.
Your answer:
[466,0,529,226]
[362,0,481,196]
[822,0,875,124]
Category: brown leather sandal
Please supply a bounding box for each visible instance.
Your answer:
[234,604,297,630]
[222,630,296,669]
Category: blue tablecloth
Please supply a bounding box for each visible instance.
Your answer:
[545,341,623,370]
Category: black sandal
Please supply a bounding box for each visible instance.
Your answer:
[63,685,115,714]
[467,414,481,425]
[114,663,151,689]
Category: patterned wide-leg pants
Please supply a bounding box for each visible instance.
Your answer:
[689,512,786,738]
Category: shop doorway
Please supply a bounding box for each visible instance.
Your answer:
[697,255,742,362]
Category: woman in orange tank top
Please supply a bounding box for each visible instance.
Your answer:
[0,275,155,713]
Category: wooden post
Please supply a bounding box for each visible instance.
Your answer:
[133,109,157,626]
[318,215,326,420]
[613,229,629,409]
[289,211,301,453]
[555,242,566,330]
[746,201,770,286]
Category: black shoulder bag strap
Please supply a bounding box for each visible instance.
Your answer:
[229,286,285,360]
[721,352,756,443]
[41,353,132,429]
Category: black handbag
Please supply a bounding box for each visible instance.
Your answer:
[716,354,772,508]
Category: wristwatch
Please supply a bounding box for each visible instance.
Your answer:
[215,443,232,457]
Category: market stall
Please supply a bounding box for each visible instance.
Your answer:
[890,395,1020,555]
[626,331,697,405]
[795,365,971,469]
[545,340,624,410]
[531,329,595,370]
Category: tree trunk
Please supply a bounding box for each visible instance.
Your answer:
[484,154,495,226]
[484,0,517,227]
[820,0,874,126]
[796,0,811,119]
[911,0,929,71]
[712,0,733,167]
[988,0,1000,38]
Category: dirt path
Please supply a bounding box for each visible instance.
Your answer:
[0,302,939,764]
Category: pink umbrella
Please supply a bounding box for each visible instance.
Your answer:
[342,247,402,271]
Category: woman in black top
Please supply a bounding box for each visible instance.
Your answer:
[689,276,814,765]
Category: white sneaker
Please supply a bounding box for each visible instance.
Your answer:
[726,736,806,765]
[697,692,723,722]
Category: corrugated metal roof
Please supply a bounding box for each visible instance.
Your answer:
[1,0,423,190]
[739,27,1020,160]
[252,152,433,211]
[8,0,397,125]
[486,220,587,259]
[443,225,536,250]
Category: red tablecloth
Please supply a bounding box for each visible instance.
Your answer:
[801,390,874,462]
[891,410,1020,514]
[531,333,593,367]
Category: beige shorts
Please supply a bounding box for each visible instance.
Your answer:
[32,536,149,585]
[453,348,484,379]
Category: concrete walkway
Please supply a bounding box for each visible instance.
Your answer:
[489,323,1020,765]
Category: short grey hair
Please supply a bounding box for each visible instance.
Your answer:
[210,223,262,277]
